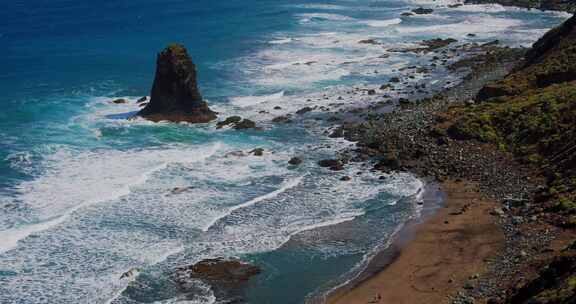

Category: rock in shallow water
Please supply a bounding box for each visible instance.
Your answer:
[289,157,303,165]
[173,258,261,288]
[412,7,434,14]
[250,148,264,156]
[318,159,345,171]
[216,116,258,130]
[138,44,217,123]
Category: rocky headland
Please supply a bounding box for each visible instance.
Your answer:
[138,44,217,123]
[465,0,576,13]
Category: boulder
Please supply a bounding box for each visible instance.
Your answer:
[138,44,217,123]
[412,7,434,14]
[111,98,127,104]
[420,38,458,51]
[216,116,242,129]
[272,115,292,124]
[358,39,379,45]
[318,159,344,171]
[216,116,257,130]
[250,148,264,156]
[476,83,513,100]
[296,107,313,115]
[234,119,257,130]
[288,157,303,165]
[173,258,261,288]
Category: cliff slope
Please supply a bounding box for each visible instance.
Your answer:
[445,14,576,303]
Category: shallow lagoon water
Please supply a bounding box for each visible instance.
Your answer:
[0,1,569,303]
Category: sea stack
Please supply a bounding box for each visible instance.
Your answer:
[138,44,217,123]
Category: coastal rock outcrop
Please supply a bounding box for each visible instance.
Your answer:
[216,116,258,130]
[173,258,261,288]
[111,98,127,104]
[412,7,434,14]
[288,157,303,165]
[172,258,261,303]
[318,159,344,171]
[138,44,217,123]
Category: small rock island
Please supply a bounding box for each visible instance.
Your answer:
[138,44,217,123]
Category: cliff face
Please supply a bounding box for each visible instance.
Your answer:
[448,14,576,172]
[476,14,576,99]
[138,44,217,123]
[507,244,576,304]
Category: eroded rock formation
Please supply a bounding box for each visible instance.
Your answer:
[138,44,217,123]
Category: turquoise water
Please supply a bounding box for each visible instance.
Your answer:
[0,1,569,303]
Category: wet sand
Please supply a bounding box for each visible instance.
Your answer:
[327,180,504,304]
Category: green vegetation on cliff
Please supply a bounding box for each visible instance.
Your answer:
[445,14,576,303]
[507,243,576,304]
[449,13,576,188]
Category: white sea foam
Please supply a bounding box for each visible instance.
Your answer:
[5,151,34,174]
[550,10,573,18]
[0,216,65,254]
[193,167,425,258]
[104,242,185,304]
[0,143,222,254]
[452,3,509,13]
[397,15,524,37]
[407,0,462,6]
[293,211,365,234]
[292,4,348,10]
[202,175,305,232]
[320,221,408,301]
[360,18,402,27]
[269,37,294,44]
[298,13,355,24]
[230,91,285,108]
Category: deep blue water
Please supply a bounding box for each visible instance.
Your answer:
[0,1,569,303]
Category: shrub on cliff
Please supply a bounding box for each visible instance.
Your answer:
[445,15,576,229]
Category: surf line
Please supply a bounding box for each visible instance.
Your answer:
[0,143,223,255]
[201,174,306,232]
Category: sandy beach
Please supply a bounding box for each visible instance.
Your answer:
[328,180,505,304]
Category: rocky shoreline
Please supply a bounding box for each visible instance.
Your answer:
[316,45,539,304]
[310,9,576,304]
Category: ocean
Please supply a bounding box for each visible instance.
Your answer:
[0,1,569,303]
